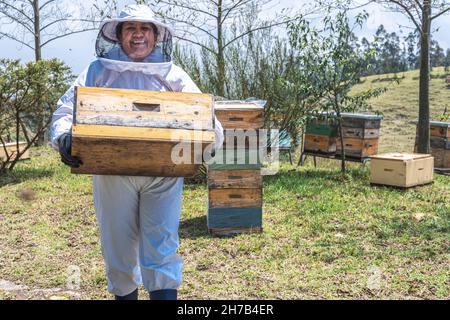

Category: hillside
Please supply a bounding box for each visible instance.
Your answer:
[351,67,450,153]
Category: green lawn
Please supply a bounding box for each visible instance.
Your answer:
[0,67,449,300]
[0,147,448,300]
[351,67,450,153]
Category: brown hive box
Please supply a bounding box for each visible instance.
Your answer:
[208,188,262,209]
[0,141,30,162]
[71,86,215,177]
[304,134,336,154]
[340,127,380,139]
[214,101,264,130]
[430,121,450,139]
[336,137,379,158]
[341,113,382,129]
[214,101,264,149]
[430,148,450,169]
[207,169,262,189]
[370,153,434,188]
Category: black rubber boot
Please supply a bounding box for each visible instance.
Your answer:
[115,288,138,300]
[149,289,177,300]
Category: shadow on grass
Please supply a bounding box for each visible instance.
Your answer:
[179,215,210,239]
[263,166,369,185]
[0,167,54,188]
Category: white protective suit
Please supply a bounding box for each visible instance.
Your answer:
[50,5,224,296]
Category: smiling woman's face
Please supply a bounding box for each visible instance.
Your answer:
[120,21,157,62]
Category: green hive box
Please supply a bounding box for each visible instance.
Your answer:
[305,123,338,137]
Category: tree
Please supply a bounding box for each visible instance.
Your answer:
[370,25,405,74]
[361,37,377,75]
[174,12,325,147]
[0,59,72,173]
[444,48,450,71]
[375,0,450,153]
[430,39,445,67]
[289,10,386,173]
[0,0,117,61]
[138,0,306,97]
[405,31,419,69]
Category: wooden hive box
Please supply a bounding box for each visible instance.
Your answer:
[71,86,215,177]
[222,129,261,150]
[214,101,264,130]
[430,121,450,139]
[207,169,262,189]
[208,188,262,209]
[341,113,383,129]
[340,127,380,139]
[207,208,263,236]
[430,137,450,150]
[370,153,434,188]
[336,137,379,158]
[214,101,264,150]
[0,141,30,162]
[304,134,336,154]
[207,148,262,170]
[305,123,338,137]
[430,148,450,169]
[336,138,378,158]
[414,144,450,170]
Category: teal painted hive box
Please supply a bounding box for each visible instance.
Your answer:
[207,148,262,170]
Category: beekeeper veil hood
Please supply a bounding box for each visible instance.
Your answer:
[96,4,174,66]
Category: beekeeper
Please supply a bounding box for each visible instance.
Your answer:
[51,4,223,300]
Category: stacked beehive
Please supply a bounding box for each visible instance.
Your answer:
[336,113,382,159]
[207,101,264,236]
[429,121,450,170]
[304,114,338,154]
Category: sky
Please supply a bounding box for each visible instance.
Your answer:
[0,0,449,74]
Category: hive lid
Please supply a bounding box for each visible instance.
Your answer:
[370,152,432,161]
[430,121,450,127]
[310,111,383,120]
[74,86,214,131]
[341,113,383,120]
[214,100,265,111]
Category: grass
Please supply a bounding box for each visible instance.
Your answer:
[0,67,449,300]
[351,66,450,153]
[0,147,448,300]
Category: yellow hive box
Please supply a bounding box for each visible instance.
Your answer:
[370,153,434,188]
[0,141,30,162]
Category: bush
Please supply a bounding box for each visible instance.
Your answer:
[0,59,73,173]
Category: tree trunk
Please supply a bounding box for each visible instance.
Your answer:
[33,0,42,61]
[216,0,225,97]
[417,2,431,154]
[336,113,346,174]
[33,0,47,145]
